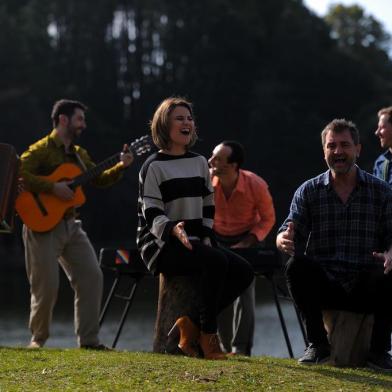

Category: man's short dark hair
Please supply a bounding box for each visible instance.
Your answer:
[51,99,88,127]
[221,140,245,170]
[321,119,360,146]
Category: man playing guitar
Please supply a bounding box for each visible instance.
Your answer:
[19,99,133,350]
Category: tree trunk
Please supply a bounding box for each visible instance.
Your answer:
[323,310,374,367]
[153,274,201,354]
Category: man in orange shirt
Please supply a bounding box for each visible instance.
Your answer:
[209,141,275,356]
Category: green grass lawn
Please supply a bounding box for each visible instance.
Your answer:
[0,347,391,391]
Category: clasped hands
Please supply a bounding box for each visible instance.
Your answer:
[230,233,258,249]
[277,221,392,274]
[172,221,211,250]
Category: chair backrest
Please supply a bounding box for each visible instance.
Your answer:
[0,143,19,233]
[98,247,150,277]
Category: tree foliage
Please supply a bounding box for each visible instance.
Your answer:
[325,4,390,51]
[1,0,392,247]
[324,3,392,148]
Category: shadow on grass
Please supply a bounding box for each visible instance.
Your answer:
[228,356,253,363]
[273,361,392,388]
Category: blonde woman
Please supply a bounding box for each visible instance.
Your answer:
[137,97,253,360]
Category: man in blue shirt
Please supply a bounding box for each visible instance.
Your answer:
[374,106,392,184]
[277,119,392,370]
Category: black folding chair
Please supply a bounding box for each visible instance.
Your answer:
[98,247,151,348]
[268,264,309,353]
[232,247,308,358]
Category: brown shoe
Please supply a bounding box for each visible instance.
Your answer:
[200,333,227,360]
[168,316,200,357]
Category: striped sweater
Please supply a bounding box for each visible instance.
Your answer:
[136,151,215,272]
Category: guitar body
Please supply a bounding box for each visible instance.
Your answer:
[15,163,86,232]
[16,134,152,232]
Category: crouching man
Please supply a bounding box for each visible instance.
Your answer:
[276,119,392,370]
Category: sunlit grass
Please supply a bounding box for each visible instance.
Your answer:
[0,347,391,391]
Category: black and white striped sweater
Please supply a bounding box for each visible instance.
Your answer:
[136,151,215,272]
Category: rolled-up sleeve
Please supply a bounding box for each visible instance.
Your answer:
[278,183,311,252]
[249,179,275,241]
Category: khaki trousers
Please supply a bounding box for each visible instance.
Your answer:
[23,219,103,347]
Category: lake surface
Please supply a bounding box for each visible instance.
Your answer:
[0,268,306,358]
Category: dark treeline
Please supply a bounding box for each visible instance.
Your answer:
[1,0,392,251]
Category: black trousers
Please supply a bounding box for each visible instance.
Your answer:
[156,237,254,334]
[285,256,392,353]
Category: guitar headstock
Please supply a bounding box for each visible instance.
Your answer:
[129,135,152,157]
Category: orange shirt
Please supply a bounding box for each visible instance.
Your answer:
[212,170,275,241]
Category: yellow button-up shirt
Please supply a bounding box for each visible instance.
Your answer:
[20,129,124,194]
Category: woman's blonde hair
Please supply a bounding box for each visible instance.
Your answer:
[150,97,197,150]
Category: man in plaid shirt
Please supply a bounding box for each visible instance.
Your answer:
[277,119,392,370]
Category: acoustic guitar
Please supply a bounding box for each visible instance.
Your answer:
[15,135,151,232]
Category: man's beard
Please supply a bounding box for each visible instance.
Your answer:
[328,157,356,175]
[66,126,82,140]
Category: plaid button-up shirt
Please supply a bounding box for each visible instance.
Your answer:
[279,167,392,289]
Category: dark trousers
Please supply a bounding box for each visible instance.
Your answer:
[156,237,254,334]
[285,256,392,353]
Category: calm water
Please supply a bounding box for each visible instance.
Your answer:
[0,268,306,358]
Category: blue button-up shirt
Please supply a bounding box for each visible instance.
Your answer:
[373,150,392,185]
[279,167,392,289]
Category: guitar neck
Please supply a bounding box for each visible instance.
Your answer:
[72,153,121,187]
[70,135,151,188]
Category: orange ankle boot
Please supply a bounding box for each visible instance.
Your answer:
[167,316,200,357]
[199,333,227,360]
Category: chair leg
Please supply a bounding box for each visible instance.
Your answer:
[111,278,140,348]
[275,277,308,348]
[270,276,294,358]
[99,276,120,326]
[293,303,308,347]
[274,276,309,351]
